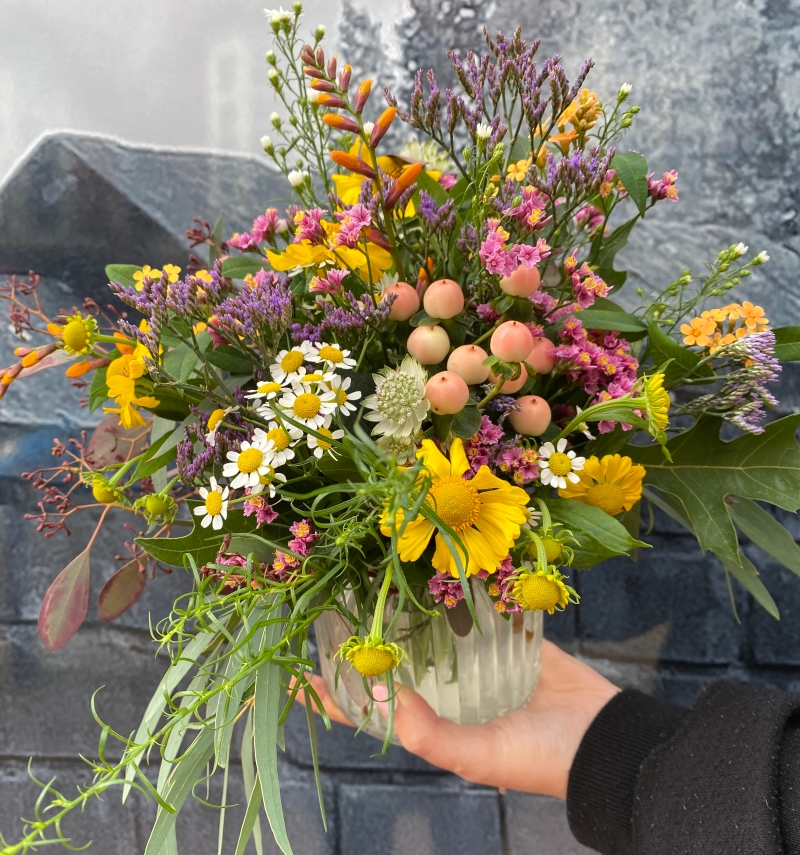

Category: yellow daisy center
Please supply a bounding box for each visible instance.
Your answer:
[259,465,276,485]
[318,345,344,363]
[542,535,563,563]
[335,389,348,405]
[548,452,573,477]
[293,393,322,420]
[519,574,562,612]
[315,427,333,450]
[350,645,396,677]
[267,427,290,451]
[257,381,282,396]
[62,319,89,352]
[585,484,626,516]
[207,408,226,431]
[204,490,223,515]
[302,372,325,383]
[237,447,264,474]
[428,476,481,532]
[280,351,305,373]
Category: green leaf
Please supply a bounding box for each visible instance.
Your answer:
[575,309,646,334]
[451,404,482,439]
[503,296,533,323]
[179,348,200,383]
[97,558,147,621]
[237,708,265,855]
[409,310,437,328]
[38,546,92,650]
[254,613,294,855]
[547,499,648,569]
[719,551,780,620]
[773,326,800,362]
[220,255,272,280]
[163,344,192,380]
[628,415,800,563]
[316,454,364,483]
[206,345,256,375]
[137,509,258,567]
[440,317,467,347]
[433,413,454,442]
[590,218,637,269]
[150,387,197,421]
[584,424,632,457]
[129,422,180,483]
[647,321,714,387]
[594,268,627,290]
[728,497,800,579]
[415,169,449,205]
[105,264,141,288]
[88,365,109,412]
[611,151,649,216]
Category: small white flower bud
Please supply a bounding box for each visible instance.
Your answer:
[315,24,326,38]
[732,242,748,258]
[271,111,282,127]
[287,169,307,188]
[618,82,633,100]
[753,250,770,265]
[362,121,375,136]
[260,135,274,153]
[475,122,492,141]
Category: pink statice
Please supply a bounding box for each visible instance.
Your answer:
[243,495,279,526]
[495,443,540,485]
[252,208,279,243]
[270,551,300,579]
[485,556,521,613]
[648,170,679,202]
[229,231,259,251]
[462,415,505,471]
[288,519,318,556]
[293,208,327,245]
[563,254,610,309]
[505,186,549,231]
[428,572,466,609]
[480,221,551,277]
[574,205,605,234]
[335,203,372,248]
[310,269,348,294]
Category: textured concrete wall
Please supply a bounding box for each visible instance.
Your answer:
[1,4,799,838]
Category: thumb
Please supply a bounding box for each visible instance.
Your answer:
[373,683,506,786]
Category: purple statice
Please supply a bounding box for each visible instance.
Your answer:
[317,289,391,338]
[530,146,615,200]
[289,321,323,344]
[288,519,319,556]
[456,223,478,255]
[647,170,679,202]
[428,571,466,609]
[214,270,293,341]
[243,495,279,526]
[293,208,327,245]
[335,203,372,248]
[418,192,456,233]
[462,415,505,472]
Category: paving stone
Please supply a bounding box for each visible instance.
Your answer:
[339,783,502,855]
[576,534,748,665]
[504,792,595,855]
[0,133,285,295]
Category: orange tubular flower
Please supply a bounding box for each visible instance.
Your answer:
[354,79,372,113]
[323,113,361,134]
[330,150,377,179]
[370,106,397,147]
[384,162,423,209]
[315,92,347,109]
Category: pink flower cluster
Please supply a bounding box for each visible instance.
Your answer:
[479,220,551,277]
[647,170,679,202]
[495,444,540,485]
[574,205,605,234]
[486,557,521,613]
[462,415,505,470]
[427,558,521,613]
[288,519,318,556]
[428,571,466,608]
[293,207,327,244]
[504,186,550,231]
[335,203,372,248]
[309,268,348,294]
[243,495,279,526]
[564,254,610,309]
[229,208,281,250]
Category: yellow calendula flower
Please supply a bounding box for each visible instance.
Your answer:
[559,454,645,516]
[381,438,530,578]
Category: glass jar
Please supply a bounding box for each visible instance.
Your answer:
[315,584,543,742]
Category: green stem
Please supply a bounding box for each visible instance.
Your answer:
[368,564,393,642]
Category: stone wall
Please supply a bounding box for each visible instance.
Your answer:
[0,115,799,855]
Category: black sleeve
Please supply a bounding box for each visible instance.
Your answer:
[566,682,800,855]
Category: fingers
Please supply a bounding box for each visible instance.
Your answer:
[288,673,354,727]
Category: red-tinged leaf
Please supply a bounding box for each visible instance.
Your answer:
[98,559,147,622]
[86,414,150,468]
[38,547,92,650]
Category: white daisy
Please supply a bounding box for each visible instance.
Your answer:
[538,439,586,490]
[295,367,336,389]
[244,379,286,408]
[204,406,238,447]
[222,436,276,490]
[276,384,337,429]
[522,506,542,530]
[193,477,229,530]
[363,355,429,438]
[270,341,316,384]
[249,464,287,498]
[574,406,594,441]
[326,374,362,415]
[308,424,345,459]
[260,421,299,467]
[309,342,358,371]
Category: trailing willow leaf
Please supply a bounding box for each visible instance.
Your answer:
[238,708,265,855]
[728,497,800,579]
[628,415,800,563]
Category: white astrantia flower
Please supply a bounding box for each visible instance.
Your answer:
[204,405,238,447]
[538,438,585,490]
[310,342,358,371]
[307,425,345,459]
[288,169,308,188]
[376,433,419,465]
[475,122,492,141]
[193,477,229,530]
[222,436,276,490]
[364,355,429,438]
[326,374,362,415]
[276,384,337,429]
[270,340,316,384]
[261,421,300,467]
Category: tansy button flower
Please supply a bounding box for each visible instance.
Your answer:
[538,439,585,489]
[511,564,578,614]
[381,438,530,578]
[269,341,316,383]
[276,384,337,429]
[222,435,276,489]
[311,342,357,371]
[193,477,229,530]
[558,454,645,516]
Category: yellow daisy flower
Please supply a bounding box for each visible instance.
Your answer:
[47,313,98,356]
[381,438,530,578]
[558,454,645,516]
[511,564,578,614]
[132,265,162,290]
[639,373,671,432]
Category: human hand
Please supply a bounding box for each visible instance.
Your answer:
[295,639,618,800]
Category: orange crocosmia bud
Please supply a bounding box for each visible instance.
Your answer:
[21,351,41,368]
[66,361,92,378]
[354,79,372,113]
[322,114,361,135]
[330,150,377,179]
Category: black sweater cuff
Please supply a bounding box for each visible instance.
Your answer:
[566,689,688,855]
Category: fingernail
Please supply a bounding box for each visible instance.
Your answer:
[372,684,389,717]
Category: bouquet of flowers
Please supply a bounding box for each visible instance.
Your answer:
[3,8,800,854]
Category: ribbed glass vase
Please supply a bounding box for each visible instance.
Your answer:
[315,585,543,742]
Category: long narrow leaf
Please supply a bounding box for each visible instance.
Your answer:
[239,708,264,855]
